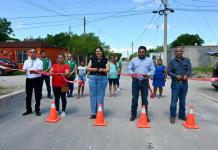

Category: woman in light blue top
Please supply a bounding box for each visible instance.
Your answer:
[108,56,118,97]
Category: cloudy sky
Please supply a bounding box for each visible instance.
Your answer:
[1,0,218,56]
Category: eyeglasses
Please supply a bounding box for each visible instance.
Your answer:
[30,52,36,53]
[58,57,63,59]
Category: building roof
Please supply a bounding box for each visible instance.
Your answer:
[0,41,62,48]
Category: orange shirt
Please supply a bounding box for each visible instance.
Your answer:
[52,64,70,87]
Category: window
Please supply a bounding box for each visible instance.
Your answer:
[18,50,27,63]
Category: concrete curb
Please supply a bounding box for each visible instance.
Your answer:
[0,90,25,100]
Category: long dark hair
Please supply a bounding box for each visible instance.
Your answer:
[95,46,105,58]
[110,55,118,70]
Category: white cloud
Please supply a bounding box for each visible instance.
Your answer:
[145,24,157,29]
[204,41,217,46]
[13,22,24,29]
[111,45,155,57]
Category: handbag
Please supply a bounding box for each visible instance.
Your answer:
[61,85,69,93]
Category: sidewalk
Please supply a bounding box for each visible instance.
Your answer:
[0,75,25,97]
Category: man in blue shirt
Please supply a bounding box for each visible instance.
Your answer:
[128,46,155,121]
[168,46,192,124]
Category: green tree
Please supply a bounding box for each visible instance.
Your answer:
[148,46,163,53]
[0,18,13,41]
[44,32,110,57]
[170,33,204,48]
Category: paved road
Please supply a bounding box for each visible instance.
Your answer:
[0,63,218,150]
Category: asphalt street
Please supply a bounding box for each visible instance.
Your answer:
[0,62,218,150]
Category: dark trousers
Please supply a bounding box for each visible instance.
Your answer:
[117,75,120,87]
[52,87,67,112]
[131,78,148,116]
[68,76,75,95]
[41,75,51,95]
[25,77,42,112]
[170,81,188,117]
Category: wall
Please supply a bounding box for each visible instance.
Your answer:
[168,46,218,67]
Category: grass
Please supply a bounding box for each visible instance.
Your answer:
[8,71,25,76]
[192,67,214,73]
[0,86,9,96]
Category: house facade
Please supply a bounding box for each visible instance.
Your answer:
[0,41,68,69]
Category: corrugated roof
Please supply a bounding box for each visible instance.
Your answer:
[0,41,61,48]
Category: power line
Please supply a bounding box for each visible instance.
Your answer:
[135,3,163,44]
[7,10,151,20]
[4,12,152,31]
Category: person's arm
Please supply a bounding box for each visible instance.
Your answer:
[49,68,53,74]
[147,60,155,77]
[183,58,192,80]
[168,60,182,80]
[100,61,110,73]
[87,60,97,72]
[127,60,134,74]
[164,66,168,81]
[119,62,122,73]
[70,64,77,75]
[21,61,28,73]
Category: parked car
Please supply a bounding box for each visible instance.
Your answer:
[212,62,218,89]
[208,51,218,89]
[0,58,19,75]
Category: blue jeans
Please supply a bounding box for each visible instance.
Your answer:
[170,81,188,117]
[131,79,148,116]
[89,75,108,115]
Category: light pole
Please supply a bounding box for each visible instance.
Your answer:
[153,0,174,65]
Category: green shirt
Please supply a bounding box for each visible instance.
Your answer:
[41,57,51,71]
[64,60,77,78]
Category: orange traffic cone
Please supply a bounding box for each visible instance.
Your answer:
[183,106,199,129]
[136,105,150,128]
[94,104,107,126]
[45,100,61,123]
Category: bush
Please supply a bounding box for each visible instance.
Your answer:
[192,67,214,73]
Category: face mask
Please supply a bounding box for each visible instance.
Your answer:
[138,56,145,59]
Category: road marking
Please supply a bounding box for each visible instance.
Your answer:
[190,88,218,103]
[0,90,24,100]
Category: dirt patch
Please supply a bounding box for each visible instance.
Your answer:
[192,72,212,78]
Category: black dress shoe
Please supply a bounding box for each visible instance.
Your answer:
[36,111,41,116]
[22,111,32,116]
[170,117,176,124]
[89,115,96,119]
[47,94,53,99]
[178,116,187,121]
[130,115,136,121]
[147,116,150,122]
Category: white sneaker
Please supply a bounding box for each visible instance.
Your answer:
[61,111,66,118]
[117,88,121,92]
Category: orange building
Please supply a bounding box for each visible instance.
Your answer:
[0,41,68,69]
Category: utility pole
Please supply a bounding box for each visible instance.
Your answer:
[163,0,168,65]
[84,16,86,35]
[153,0,174,65]
[131,41,133,55]
[68,25,71,53]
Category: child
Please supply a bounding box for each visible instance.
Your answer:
[77,60,87,98]
[108,56,118,97]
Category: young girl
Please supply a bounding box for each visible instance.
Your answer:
[108,56,118,97]
[77,59,87,98]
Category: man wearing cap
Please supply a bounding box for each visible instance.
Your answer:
[21,49,43,116]
[128,46,155,121]
[40,50,52,99]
